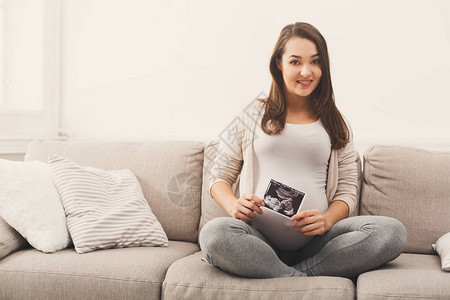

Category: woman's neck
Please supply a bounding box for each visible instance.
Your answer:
[285,96,317,123]
[286,95,314,113]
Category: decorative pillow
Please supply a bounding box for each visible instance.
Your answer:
[48,154,168,254]
[0,217,29,260]
[0,159,71,253]
[433,232,450,271]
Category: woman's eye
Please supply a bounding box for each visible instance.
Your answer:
[290,60,300,65]
[312,59,320,65]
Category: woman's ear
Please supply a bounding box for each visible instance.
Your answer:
[276,58,282,71]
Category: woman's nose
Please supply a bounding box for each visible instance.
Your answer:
[300,65,311,77]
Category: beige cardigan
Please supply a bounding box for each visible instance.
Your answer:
[209,100,359,217]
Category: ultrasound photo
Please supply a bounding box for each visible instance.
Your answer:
[263,179,306,218]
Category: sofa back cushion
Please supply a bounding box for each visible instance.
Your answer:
[360,145,450,254]
[25,139,204,243]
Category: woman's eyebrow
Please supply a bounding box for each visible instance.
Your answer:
[288,54,320,59]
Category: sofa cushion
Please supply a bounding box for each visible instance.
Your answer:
[0,217,29,260]
[0,241,199,300]
[25,139,204,243]
[433,232,450,271]
[49,154,168,254]
[162,251,355,300]
[357,253,450,299]
[360,145,450,254]
[0,159,70,253]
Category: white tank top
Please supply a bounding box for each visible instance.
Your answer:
[253,113,331,213]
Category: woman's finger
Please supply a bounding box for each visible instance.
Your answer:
[298,220,326,235]
[298,222,319,232]
[238,205,255,218]
[231,200,255,220]
[290,209,319,221]
[236,211,252,222]
[240,198,263,215]
[292,215,319,228]
[232,208,253,221]
[244,194,265,208]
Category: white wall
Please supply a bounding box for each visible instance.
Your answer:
[60,0,450,152]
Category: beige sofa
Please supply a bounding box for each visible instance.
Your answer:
[0,139,449,299]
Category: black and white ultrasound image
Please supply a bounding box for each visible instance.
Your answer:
[263,179,305,218]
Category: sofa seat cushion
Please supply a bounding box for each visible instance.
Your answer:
[0,241,199,300]
[357,253,450,300]
[162,251,355,300]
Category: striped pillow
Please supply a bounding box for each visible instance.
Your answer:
[48,154,168,254]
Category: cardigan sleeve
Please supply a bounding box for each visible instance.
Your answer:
[208,111,246,196]
[332,117,359,217]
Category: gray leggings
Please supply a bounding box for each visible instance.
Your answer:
[199,215,406,278]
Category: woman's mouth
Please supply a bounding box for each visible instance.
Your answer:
[297,80,312,87]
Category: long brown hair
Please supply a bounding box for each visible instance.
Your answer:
[260,22,349,150]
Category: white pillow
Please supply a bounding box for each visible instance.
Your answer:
[433,232,450,271]
[48,154,169,254]
[0,159,71,253]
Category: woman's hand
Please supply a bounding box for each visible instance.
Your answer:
[229,193,265,222]
[290,209,329,236]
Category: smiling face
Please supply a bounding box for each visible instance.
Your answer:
[276,37,322,102]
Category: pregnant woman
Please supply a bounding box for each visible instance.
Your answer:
[199,22,407,278]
